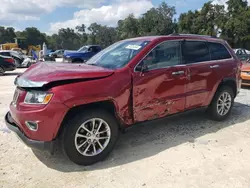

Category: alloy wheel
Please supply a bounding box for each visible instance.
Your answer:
[74,118,111,156]
[216,91,232,116]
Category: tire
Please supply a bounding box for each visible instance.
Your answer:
[207,86,234,121]
[61,109,120,165]
[0,66,4,76]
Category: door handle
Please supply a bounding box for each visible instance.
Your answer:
[172,71,184,75]
[210,65,220,69]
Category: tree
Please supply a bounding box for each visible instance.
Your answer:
[0,27,16,44]
[57,28,81,49]
[139,2,176,35]
[117,14,139,39]
[17,27,46,48]
[87,23,117,47]
[76,24,88,45]
[178,2,226,36]
[178,10,200,34]
[222,0,250,47]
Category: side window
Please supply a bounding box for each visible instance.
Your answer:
[208,42,232,60]
[182,41,210,64]
[1,52,10,56]
[142,41,181,70]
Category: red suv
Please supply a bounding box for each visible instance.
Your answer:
[5,34,242,165]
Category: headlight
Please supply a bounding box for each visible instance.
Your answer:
[66,56,70,58]
[24,91,53,104]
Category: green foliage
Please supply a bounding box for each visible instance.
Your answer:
[179,0,250,48]
[0,1,250,50]
[0,27,16,44]
[139,2,176,35]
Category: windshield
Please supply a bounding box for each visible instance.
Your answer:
[86,40,150,69]
[78,46,88,52]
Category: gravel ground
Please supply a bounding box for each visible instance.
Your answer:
[1,69,250,188]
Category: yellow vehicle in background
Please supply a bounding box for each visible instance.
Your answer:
[0,37,41,56]
[0,43,18,50]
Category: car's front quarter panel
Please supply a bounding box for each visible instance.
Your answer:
[9,88,69,141]
[50,68,133,126]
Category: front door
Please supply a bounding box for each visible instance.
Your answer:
[132,40,188,122]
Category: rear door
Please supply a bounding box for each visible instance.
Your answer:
[182,40,219,110]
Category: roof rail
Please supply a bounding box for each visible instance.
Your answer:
[169,33,217,38]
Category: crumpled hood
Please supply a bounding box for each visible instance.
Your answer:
[16,62,114,88]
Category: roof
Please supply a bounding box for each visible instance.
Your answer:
[124,34,224,42]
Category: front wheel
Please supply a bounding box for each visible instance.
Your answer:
[207,86,234,121]
[61,109,119,165]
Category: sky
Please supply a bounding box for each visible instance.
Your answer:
[0,0,230,35]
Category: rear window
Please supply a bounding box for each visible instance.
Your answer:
[208,42,232,60]
[182,41,210,64]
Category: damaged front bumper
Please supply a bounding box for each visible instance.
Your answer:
[5,112,54,153]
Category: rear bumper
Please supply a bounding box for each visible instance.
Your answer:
[5,112,54,152]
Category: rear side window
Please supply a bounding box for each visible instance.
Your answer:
[208,42,232,60]
[182,41,210,64]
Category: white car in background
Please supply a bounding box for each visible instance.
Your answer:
[234,48,250,55]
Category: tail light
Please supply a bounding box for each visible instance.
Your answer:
[5,58,14,64]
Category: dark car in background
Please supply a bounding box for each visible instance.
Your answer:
[0,50,34,68]
[63,45,102,63]
[0,50,24,67]
[0,55,16,75]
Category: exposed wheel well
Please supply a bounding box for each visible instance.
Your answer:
[57,101,122,137]
[217,79,237,98]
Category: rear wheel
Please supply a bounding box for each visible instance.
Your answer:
[61,109,119,165]
[207,86,234,121]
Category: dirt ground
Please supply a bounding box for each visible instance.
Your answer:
[1,68,250,188]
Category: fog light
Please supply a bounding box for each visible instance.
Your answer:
[25,121,38,131]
